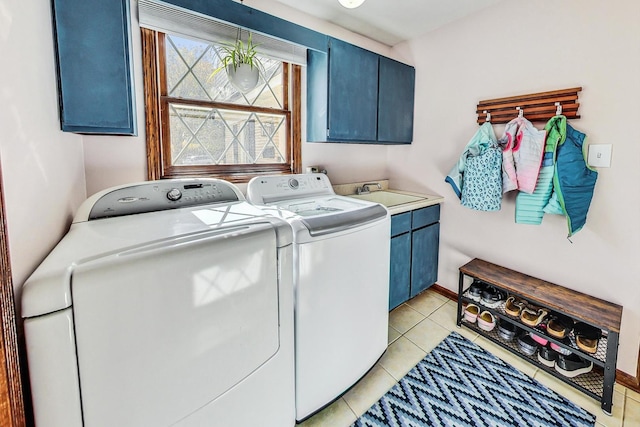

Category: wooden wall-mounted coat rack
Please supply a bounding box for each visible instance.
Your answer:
[477,87,582,125]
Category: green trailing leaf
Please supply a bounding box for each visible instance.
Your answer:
[209,32,265,80]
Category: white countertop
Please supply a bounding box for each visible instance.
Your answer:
[332,179,443,215]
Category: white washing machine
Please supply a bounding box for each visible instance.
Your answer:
[246,173,390,421]
[22,179,295,427]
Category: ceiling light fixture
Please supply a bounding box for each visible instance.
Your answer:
[338,0,366,9]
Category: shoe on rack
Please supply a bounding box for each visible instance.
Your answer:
[550,337,574,356]
[468,280,488,302]
[555,353,593,378]
[480,286,507,308]
[504,296,526,317]
[517,334,539,356]
[530,322,549,346]
[574,322,602,354]
[497,321,518,342]
[520,307,548,327]
[547,312,574,339]
[463,304,480,323]
[537,343,559,367]
[477,311,497,332]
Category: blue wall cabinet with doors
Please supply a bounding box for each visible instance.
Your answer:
[378,56,415,143]
[389,205,440,310]
[51,0,137,134]
[327,38,379,141]
[307,37,415,144]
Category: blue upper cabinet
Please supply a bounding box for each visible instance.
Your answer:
[52,0,137,135]
[378,57,415,143]
[327,38,378,141]
[307,37,415,144]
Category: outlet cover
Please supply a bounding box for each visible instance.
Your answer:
[587,144,612,168]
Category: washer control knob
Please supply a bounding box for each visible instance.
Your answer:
[166,188,182,201]
[288,178,299,189]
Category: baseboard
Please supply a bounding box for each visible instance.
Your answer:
[430,283,640,393]
[430,283,457,302]
[617,356,640,394]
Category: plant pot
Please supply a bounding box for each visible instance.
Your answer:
[227,63,260,92]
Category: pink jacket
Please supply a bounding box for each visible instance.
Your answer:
[499,117,546,194]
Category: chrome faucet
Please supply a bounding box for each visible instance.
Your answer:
[356,182,382,195]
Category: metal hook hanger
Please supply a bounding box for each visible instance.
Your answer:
[483,110,491,123]
[555,102,562,116]
[516,106,524,118]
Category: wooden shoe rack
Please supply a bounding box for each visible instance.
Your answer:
[456,258,622,415]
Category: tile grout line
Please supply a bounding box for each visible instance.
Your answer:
[405,299,448,318]
[341,397,359,421]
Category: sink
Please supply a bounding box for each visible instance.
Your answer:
[349,191,426,207]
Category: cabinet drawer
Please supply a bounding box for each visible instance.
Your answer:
[391,212,411,237]
[412,205,440,229]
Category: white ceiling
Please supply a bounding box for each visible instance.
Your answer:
[272,0,503,46]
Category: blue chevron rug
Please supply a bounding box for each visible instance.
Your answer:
[353,332,596,427]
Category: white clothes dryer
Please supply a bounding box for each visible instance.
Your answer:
[247,173,390,421]
[22,179,295,427]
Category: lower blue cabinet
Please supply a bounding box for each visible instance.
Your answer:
[410,222,440,298]
[389,233,411,309]
[389,205,440,309]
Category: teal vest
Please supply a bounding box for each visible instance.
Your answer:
[552,124,598,236]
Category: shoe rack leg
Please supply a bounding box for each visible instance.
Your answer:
[456,271,464,327]
[601,331,619,415]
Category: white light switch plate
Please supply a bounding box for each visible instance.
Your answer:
[587,144,612,168]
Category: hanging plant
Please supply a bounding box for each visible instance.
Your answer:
[210,30,265,92]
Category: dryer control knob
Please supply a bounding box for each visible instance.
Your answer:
[166,188,182,201]
[288,178,299,189]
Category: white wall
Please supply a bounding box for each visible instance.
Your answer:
[388,0,640,375]
[0,0,86,299]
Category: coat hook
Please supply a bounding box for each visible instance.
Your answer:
[483,110,491,123]
[555,102,562,116]
[516,106,524,118]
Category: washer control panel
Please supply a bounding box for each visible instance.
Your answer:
[82,179,242,221]
[166,188,183,201]
[247,173,333,204]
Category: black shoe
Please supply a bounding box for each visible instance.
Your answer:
[468,280,487,302]
[537,344,559,367]
[517,334,538,356]
[497,321,518,342]
[481,286,506,308]
[555,353,593,378]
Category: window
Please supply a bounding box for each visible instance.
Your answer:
[142,29,301,182]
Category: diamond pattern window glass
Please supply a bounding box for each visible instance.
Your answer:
[169,104,287,166]
[141,29,300,183]
[165,35,284,109]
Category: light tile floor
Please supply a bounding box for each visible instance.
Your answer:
[298,289,640,427]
